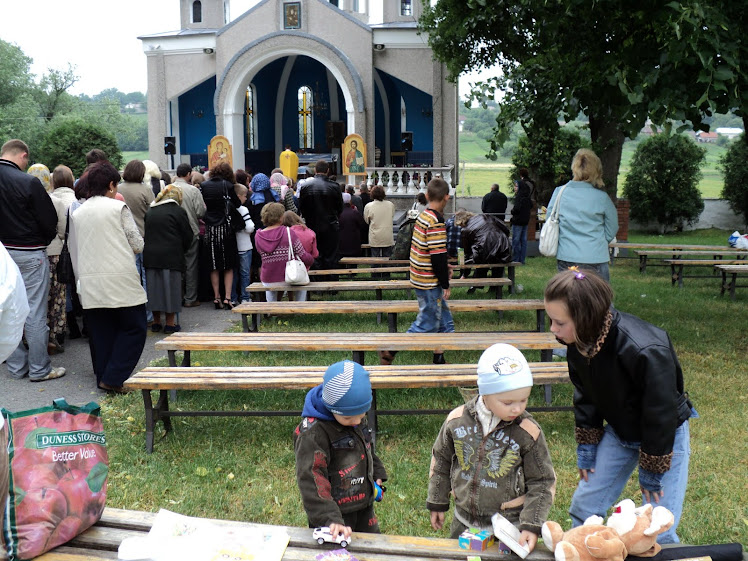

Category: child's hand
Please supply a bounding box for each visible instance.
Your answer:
[430,511,445,530]
[328,523,352,541]
[519,530,538,552]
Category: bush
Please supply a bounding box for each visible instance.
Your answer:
[719,134,748,227]
[38,118,122,177]
[622,134,705,232]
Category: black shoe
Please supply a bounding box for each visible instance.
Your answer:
[467,286,477,295]
[163,324,181,334]
[151,323,163,333]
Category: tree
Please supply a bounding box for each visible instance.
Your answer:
[0,39,34,107]
[719,134,748,227]
[39,119,122,177]
[420,1,726,199]
[511,127,588,205]
[623,134,705,232]
[36,64,79,121]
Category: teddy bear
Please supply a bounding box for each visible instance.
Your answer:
[605,499,674,557]
[542,516,628,561]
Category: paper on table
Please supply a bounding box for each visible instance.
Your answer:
[491,513,530,559]
[118,509,289,561]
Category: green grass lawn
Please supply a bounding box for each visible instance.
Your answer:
[122,151,150,163]
[459,133,728,198]
[100,228,747,548]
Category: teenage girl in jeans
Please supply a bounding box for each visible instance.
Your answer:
[544,269,695,544]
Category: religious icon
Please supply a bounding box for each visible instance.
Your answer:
[342,134,366,176]
[283,2,301,29]
[208,135,233,170]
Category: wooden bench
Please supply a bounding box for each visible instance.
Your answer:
[125,362,570,452]
[36,507,554,560]
[635,250,747,274]
[155,331,562,368]
[249,277,512,300]
[715,264,748,299]
[663,258,748,287]
[233,298,548,333]
[609,242,745,263]
[313,261,520,294]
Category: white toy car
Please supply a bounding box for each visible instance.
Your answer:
[312,527,351,548]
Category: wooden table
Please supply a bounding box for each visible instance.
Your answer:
[35,507,554,561]
[715,264,748,299]
[610,242,746,263]
[664,258,748,287]
[249,277,512,300]
[233,299,547,333]
[634,250,748,273]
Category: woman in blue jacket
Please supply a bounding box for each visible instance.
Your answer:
[546,149,618,281]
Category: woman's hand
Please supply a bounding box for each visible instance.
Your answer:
[578,467,595,482]
[641,487,664,504]
[430,511,445,530]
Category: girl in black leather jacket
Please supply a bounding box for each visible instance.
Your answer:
[544,269,693,544]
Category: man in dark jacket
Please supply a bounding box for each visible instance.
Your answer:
[0,139,65,382]
[298,160,343,271]
[481,183,508,217]
[510,169,533,264]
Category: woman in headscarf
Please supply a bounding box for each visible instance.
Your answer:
[271,172,297,213]
[143,159,165,198]
[143,185,193,333]
[28,163,52,193]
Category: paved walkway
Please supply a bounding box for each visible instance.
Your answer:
[1,302,239,412]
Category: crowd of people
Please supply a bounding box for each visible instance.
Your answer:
[2,139,694,549]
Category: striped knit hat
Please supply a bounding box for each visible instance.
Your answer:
[322,361,372,416]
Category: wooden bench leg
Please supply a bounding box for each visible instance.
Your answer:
[181,350,191,367]
[387,313,398,333]
[677,264,684,288]
[352,350,365,364]
[168,350,177,367]
[720,270,727,296]
[639,255,647,274]
[730,273,737,300]
[376,289,383,324]
[507,266,515,295]
[544,384,552,406]
[536,309,546,332]
[143,390,156,453]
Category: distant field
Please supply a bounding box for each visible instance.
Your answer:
[122,151,150,163]
[459,132,727,199]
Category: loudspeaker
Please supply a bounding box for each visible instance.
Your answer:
[164,136,176,155]
[401,131,413,151]
[326,121,345,150]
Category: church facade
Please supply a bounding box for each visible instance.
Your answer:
[139,0,458,176]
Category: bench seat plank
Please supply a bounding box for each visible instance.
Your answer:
[126,363,569,390]
[232,299,547,333]
[37,508,551,561]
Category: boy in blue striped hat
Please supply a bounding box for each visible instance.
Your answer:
[294,360,388,543]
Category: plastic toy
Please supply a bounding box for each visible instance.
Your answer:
[373,481,386,502]
[458,528,495,551]
[313,527,351,548]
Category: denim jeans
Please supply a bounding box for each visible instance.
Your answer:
[232,250,252,303]
[7,250,52,380]
[511,224,528,264]
[407,287,454,334]
[569,422,691,544]
[557,259,610,282]
[135,253,153,322]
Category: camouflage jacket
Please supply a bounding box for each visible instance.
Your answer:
[427,397,555,534]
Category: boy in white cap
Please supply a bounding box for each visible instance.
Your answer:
[427,344,556,552]
[294,360,388,542]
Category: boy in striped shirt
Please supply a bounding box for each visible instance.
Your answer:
[379,178,454,365]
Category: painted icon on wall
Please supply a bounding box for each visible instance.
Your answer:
[342,134,366,176]
[284,2,301,29]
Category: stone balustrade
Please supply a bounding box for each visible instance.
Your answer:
[364,165,455,197]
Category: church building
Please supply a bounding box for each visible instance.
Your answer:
[139,0,458,177]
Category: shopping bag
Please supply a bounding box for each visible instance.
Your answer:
[1,399,108,561]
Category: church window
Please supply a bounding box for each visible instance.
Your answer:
[328,0,339,6]
[400,0,412,16]
[400,96,407,131]
[351,0,359,11]
[298,86,314,149]
[192,1,202,23]
[245,84,257,150]
[224,1,229,24]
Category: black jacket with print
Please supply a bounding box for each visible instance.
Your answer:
[294,416,387,527]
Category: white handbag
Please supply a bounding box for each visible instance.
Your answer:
[284,227,310,285]
[539,183,569,257]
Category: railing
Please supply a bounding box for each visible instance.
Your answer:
[364,165,455,197]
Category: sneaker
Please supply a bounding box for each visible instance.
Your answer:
[31,367,66,382]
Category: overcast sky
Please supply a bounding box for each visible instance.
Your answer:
[3,0,494,99]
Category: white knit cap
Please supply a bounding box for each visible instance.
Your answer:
[477,343,533,396]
